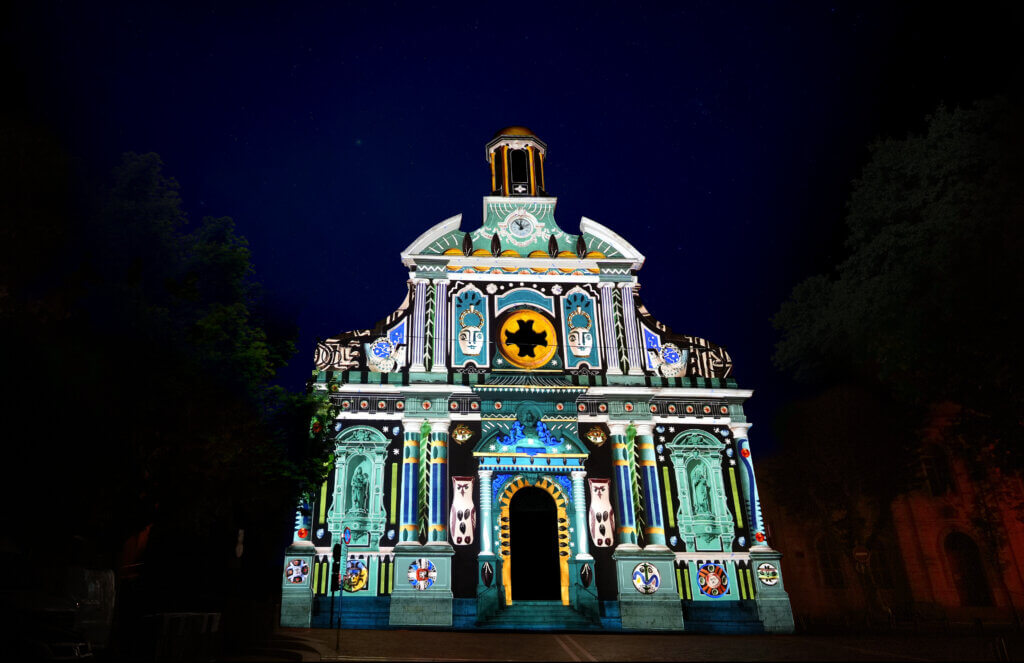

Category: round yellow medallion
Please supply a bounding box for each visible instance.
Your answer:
[498,309,558,369]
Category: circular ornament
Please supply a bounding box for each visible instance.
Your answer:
[697,562,729,598]
[650,404,658,413]
[422,401,431,410]
[669,404,678,413]
[755,531,766,543]
[503,209,539,246]
[685,405,693,413]
[632,562,661,594]
[578,403,587,412]
[378,400,386,409]
[494,401,503,410]
[343,559,368,592]
[343,527,352,544]
[450,401,459,410]
[720,406,728,414]
[408,558,438,590]
[396,401,405,410]
[367,337,396,372]
[470,402,479,410]
[624,402,634,412]
[556,403,564,411]
[659,342,685,377]
[757,563,780,586]
[598,403,607,412]
[359,400,369,409]
[498,309,558,369]
[741,448,750,458]
[329,383,339,392]
[341,400,350,409]
[297,527,309,539]
[703,405,712,414]
[284,559,309,584]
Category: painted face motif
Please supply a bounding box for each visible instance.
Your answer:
[588,478,615,548]
[586,427,607,446]
[449,476,477,546]
[451,424,473,444]
[568,327,593,357]
[458,327,484,356]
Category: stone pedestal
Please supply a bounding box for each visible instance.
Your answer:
[613,544,683,631]
[476,553,501,623]
[749,547,795,633]
[569,555,600,621]
[389,543,455,627]
[280,542,315,627]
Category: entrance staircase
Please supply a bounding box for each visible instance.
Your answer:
[478,600,602,631]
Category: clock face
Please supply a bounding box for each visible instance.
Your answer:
[506,213,535,238]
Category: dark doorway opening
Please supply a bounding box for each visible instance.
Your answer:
[945,532,993,606]
[510,487,560,600]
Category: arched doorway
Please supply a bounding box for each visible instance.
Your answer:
[944,532,993,606]
[509,487,561,600]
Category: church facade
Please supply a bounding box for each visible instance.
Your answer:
[280,128,794,632]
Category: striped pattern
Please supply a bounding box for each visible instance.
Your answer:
[611,437,638,545]
[598,284,622,374]
[410,280,427,369]
[636,434,666,545]
[399,430,420,543]
[424,283,435,371]
[432,281,448,370]
[612,288,629,373]
[428,431,448,542]
[497,476,571,606]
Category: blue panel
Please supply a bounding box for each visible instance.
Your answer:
[495,287,555,315]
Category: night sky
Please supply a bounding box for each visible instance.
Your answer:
[6,1,1021,456]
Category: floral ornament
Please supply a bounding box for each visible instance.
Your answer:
[486,283,498,294]
[586,427,608,446]
[451,424,474,444]
[551,284,563,295]
[698,562,729,598]
[757,563,779,586]
[408,558,437,590]
[284,559,310,584]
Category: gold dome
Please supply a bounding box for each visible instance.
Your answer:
[492,126,537,138]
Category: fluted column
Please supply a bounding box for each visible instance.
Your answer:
[428,420,451,543]
[398,419,423,544]
[430,280,449,373]
[410,279,428,372]
[571,471,591,558]
[634,423,666,546]
[730,422,768,546]
[598,282,623,375]
[610,422,637,545]
[618,282,644,375]
[478,470,494,555]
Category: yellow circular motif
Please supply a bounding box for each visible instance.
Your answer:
[498,309,558,369]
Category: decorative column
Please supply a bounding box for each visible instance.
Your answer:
[410,279,428,372]
[598,282,623,375]
[398,419,423,544]
[571,471,591,559]
[428,420,450,543]
[730,422,766,546]
[478,470,494,555]
[634,423,666,547]
[609,422,637,546]
[618,282,644,375]
[430,280,449,373]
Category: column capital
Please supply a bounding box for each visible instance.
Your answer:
[570,470,587,480]
[730,422,753,438]
[429,419,451,433]
[608,422,629,436]
[616,281,635,290]
[410,277,430,285]
[598,281,616,290]
[633,422,654,436]
[402,418,424,433]
[478,469,494,479]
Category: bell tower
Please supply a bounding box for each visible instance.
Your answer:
[486,126,548,197]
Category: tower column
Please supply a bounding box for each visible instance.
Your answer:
[571,471,591,559]
[610,422,637,546]
[410,279,428,372]
[618,282,645,375]
[478,470,494,555]
[599,283,623,375]
[428,420,451,543]
[398,419,423,544]
[430,280,449,373]
[730,422,768,547]
[634,423,667,547]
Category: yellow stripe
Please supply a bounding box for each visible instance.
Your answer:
[431,441,447,448]
[403,457,419,463]
[645,527,664,535]
[639,460,656,467]
[729,467,744,528]
[431,458,447,464]
[613,443,628,449]
[746,568,756,597]
[401,524,418,532]
[662,466,675,528]
[638,443,655,450]
[429,524,446,532]
[738,567,747,599]
[502,145,509,194]
[617,526,635,534]
[490,152,496,192]
[613,460,630,466]
[319,480,327,523]
[528,145,536,195]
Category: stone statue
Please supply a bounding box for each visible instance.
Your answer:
[351,466,369,512]
[692,465,711,515]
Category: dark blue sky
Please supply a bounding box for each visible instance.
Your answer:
[7,1,1020,455]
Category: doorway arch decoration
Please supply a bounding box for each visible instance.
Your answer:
[497,475,571,606]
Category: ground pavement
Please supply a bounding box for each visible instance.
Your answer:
[220,627,1023,661]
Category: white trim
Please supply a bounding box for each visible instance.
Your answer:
[674,551,750,563]
[401,213,462,260]
[580,216,645,268]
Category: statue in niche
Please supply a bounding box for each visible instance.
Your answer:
[691,464,711,515]
[351,466,369,512]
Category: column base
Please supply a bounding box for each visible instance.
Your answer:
[749,547,795,634]
[280,543,315,628]
[612,546,683,631]
[389,543,455,627]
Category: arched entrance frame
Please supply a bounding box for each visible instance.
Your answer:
[496,475,571,606]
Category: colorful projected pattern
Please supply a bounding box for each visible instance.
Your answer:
[698,563,729,598]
